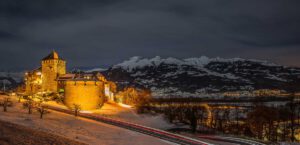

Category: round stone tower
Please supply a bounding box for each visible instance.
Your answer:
[64,80,104,110]
[41,51,66,92]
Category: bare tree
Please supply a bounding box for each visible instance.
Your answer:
[288,95,297,142]
[286,80,298,142]
[23,99,35,114]
[247,105,279,140]
[18,95,23,103]
[234,104,240,135]
[185,105,205,133]
[297,105,300,125]
[222,109,230,133]
[164,104,177,123]
[1,97,12,112]
[73,104,81,117]
[36,104,49,119]
[278,107,290,142]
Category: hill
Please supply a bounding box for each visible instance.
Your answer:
[101,56,300,98]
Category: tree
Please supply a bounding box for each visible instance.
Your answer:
[1,97,12,112]
[211,109,219,129]
[278,107,290,142]
[297,105,300,125]
[222,109,230,133]
[286,80,299,142]
[23,99,35,114]
[234,104,240,135]
[36,104,49,119]
[98,96,105,109]
[164,104,177,123]
[18,95,23,102]
[184,105,205,133]
[49,92,63,103]
[73,104,81,117]
[247,105,279,140]
[117,87,151,106]
[287,93,298,142]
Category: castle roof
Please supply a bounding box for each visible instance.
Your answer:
[42,50,63,60]
[57,72,105,82]
[25,67,41,76]
[57,74,75,81]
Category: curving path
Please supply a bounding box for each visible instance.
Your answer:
[46,105,213,145]
[198,135,266,145]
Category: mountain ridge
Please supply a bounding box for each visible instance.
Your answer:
[101,56,300,98]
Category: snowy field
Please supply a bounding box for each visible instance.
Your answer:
[91,103,175,130]
[0,95,172,145]
[44,100,175,130]
[0,120,86,145]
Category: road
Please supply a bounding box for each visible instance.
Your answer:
[46,105,213,145]
[46,105,266,145]
[198,135,266,145]
[2,94,265,145]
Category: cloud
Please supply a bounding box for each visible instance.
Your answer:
[0,0,300,70]
[0,31,17,39]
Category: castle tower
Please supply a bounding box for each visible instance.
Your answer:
[41,51,66,92]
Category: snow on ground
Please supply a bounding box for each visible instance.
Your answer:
[265,74,287,82]
[91,103,175,130]
[0,95,171,145]
[0,120,86,145]
[44,100,175,130]
[45,101,190,143]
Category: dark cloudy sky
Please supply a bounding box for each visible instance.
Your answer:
[0,0,300,70]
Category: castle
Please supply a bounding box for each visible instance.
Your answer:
[24,51,116,110]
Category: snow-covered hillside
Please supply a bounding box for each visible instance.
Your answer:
[102,56,300,98]
[113,56,278,72]
[0,72,23,82]
[0,72,23,89]
[85,68,107,73]
[0,95,170,145]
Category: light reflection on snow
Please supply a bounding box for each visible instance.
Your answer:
[80,110,92,114]
[118,103,132,108]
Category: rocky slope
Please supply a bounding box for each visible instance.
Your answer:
[101,56,300,98]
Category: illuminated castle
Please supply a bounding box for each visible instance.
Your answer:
[24,51,116,110]
[41,51,66,92]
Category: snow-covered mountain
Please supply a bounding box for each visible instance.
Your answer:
[101,56,300,98]
[0,72,24,89]
[85,68,108,73]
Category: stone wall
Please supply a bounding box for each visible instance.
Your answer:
[41,59,66,92]
[64,81,104,110]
